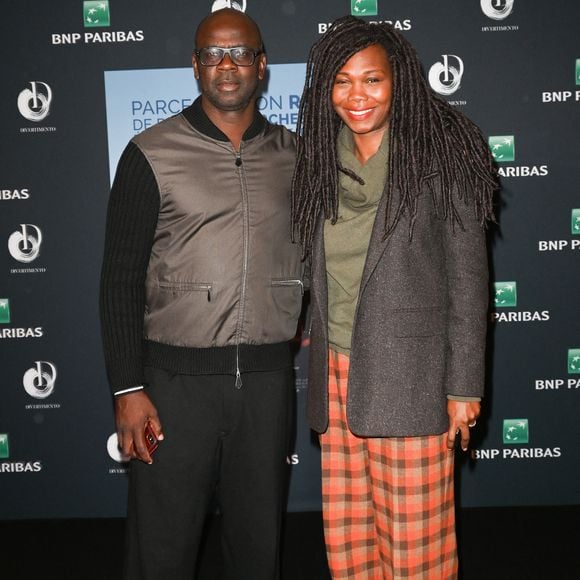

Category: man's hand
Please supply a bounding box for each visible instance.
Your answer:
[446,400,480,452]
[115,390,163,464]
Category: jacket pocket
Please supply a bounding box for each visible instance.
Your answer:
[270,278,303,327]
[156,281,213,302]
[271,278,304,295]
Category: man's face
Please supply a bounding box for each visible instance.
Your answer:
[193,13,266,113]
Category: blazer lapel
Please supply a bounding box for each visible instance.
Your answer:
[311,215,328,325]
[359,187,394,293]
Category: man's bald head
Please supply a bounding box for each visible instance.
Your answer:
[195,8,263,50]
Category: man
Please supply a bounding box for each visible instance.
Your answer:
[100,8,303,579]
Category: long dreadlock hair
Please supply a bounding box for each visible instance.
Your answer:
[291,15,498,255]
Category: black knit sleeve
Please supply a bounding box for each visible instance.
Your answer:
[99,141,160,394]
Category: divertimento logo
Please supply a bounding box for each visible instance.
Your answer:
[211,0,246,12]
[17,82,52,122]
[428,55,464,96]
[8,224,42,263]
[107,433,131,463]
[23,361,57,399]
[480,0,514,20]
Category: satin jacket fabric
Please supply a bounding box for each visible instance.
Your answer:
[133,112,303,349]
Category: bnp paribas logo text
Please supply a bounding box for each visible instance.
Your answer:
[0,300,44,339]
[494,281,517,307]
[0,434,9,459]
[535,348,580,390]
[84,1,110,27]
[489,135,548,178]
[53,0,143,44]
[503,419,529,444]
[541,60,580,103]
[489,135,514,162]
[351,0,378,16]
[538,209,580,252]
[572,209,580,235]
[568,349,580,374]
[0,299,10,324]
[492,282,549,323]
[0,436,42,472]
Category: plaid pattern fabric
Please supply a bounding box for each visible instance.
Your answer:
[320,349,458,579]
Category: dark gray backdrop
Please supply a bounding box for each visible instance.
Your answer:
[1,0,579,518]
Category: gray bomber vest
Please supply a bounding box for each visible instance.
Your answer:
[132,108,303,351]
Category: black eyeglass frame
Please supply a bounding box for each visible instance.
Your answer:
[194,46,264,67]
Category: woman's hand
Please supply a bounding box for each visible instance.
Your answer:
[446,400,480,452]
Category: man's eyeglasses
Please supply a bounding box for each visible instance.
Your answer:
[194,46,263,67]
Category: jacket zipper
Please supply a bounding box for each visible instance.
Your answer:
[235,345,242,388]
[234,144,248,388]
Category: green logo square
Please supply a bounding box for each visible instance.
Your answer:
[572,209,580,235]
[0,434,9,459]
[83,1,110,28]
[489,135,515,162]
[576,59,580,85]
[0,298,10,324]
[568,349,580,374]
[351,0,378,16]
[494,281,517,308]
[503,419,529,445]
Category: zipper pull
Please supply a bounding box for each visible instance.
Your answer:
[235,368,243,389]
[235,152,242,167]
[207,287,211,302]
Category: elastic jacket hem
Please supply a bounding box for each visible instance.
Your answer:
[144,339,293,376]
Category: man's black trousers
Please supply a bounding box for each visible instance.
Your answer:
[124,365,294,580]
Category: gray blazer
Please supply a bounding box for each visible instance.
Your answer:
[307,184,489,437]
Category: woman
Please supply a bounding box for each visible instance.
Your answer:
[292,16,498,579]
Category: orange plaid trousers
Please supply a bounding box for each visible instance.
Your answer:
[320,350,458,579]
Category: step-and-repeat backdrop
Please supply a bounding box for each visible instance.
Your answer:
[1,0,579,518]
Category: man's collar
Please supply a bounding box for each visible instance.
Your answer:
[181,96,267,142]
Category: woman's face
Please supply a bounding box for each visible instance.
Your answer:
[331,44,393,138]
